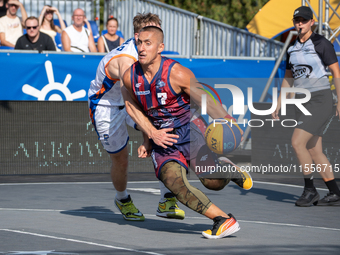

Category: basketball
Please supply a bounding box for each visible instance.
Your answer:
[205,120,242,155]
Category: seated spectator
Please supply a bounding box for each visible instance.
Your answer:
[61,8,97,52]
[0,0,8,18]
[15,16,56,52]
[0,0,27,47]
[97,17,124,53]
[39,5,66,50]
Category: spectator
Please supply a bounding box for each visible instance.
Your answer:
[0,0,27,47]
[0,0,8,18]
[97,17,124,53]
[15,16,56,52]
[61,8,97,52]
[39,5,66,50]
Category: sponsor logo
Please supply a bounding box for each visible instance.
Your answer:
[135,90,150,96]
[291,64,313,79]
[22,61,86,101]
[156,80,166,88]
[200,154,208,161]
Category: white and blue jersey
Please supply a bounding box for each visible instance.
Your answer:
[88,38,137,153]
[286,32,338,93]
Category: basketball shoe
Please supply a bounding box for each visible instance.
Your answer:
[295,187,319,207]
[202,213,240,239]
[218,157,253,190]
[114,195,145,221]
[156,194,185,220]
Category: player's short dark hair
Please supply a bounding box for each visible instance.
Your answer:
[133,13,162,34]
[139,26,164,43]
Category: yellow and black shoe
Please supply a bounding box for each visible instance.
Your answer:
[114,195,145,221]
[156,194,185,220]
[218,157,253,190]
[202,214,240,239]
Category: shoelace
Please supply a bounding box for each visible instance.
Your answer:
[122,201,139,213]
[166,197,179,208]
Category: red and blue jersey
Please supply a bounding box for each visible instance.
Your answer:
[131,57,191,130]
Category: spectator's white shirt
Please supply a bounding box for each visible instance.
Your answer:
[64,25,90,52]
[0,16,23,45]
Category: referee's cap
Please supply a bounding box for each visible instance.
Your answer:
[293,6,313,20]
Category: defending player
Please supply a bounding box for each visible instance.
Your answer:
[88,13,185,221]
[122,26,253,238]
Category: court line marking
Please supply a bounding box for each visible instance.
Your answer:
[0,208,339,232]
[0,180,329,191]
[0,229,165,255]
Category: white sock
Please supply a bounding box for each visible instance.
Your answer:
[159,181,172,202]
[116,190,129,201]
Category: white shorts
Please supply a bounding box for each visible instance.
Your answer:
[90,104,136,154]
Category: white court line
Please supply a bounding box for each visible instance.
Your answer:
[1,208,339,232]
[0,180,329,191]
[0,229,165,255]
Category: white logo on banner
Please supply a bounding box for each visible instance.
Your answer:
[22,61,86,101]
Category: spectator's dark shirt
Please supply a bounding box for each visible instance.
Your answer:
[15,32,56,52]
[0,1,8,18]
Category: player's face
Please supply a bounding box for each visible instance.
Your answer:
[137,31,163,65]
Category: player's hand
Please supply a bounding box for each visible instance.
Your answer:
[272,109,280,120]
[336,103,340,120]
[138,140,152,158]
[150,128,179,149]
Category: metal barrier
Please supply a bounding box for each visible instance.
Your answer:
[21,0,100,27]
[105,0,284,58]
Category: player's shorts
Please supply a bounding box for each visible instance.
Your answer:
[151,122,190,179]
[151,116,218,179]
[90,104,135,153]
[295,89,333,136]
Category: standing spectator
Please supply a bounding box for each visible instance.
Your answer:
[61,8,97,52]
[0,0,27,47]
[0,0,8,18]
[15,16,56,52]
[39,5,66,50]
[97,17,124,52]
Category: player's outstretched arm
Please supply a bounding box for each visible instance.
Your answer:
[122,67,179,148]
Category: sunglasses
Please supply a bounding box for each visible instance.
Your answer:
[293,18,310,23]
[27,26,38,30]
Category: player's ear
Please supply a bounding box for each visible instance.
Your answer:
[311,19,315,26]
[158,43,164,54]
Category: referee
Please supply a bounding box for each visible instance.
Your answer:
[272,6,340,206]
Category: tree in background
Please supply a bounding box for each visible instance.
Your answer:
[158,0,270,29]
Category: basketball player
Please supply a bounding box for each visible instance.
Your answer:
[122,26,253,239]
[88,13,185,221]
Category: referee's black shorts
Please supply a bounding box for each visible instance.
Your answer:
[295,89,333,136]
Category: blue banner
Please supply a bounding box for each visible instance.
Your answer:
[0,52,285,131]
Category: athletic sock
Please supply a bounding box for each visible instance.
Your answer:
[303,173,314,189]
[325,179,340,196]
[116,190,129,201]
[159,181,174,202]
